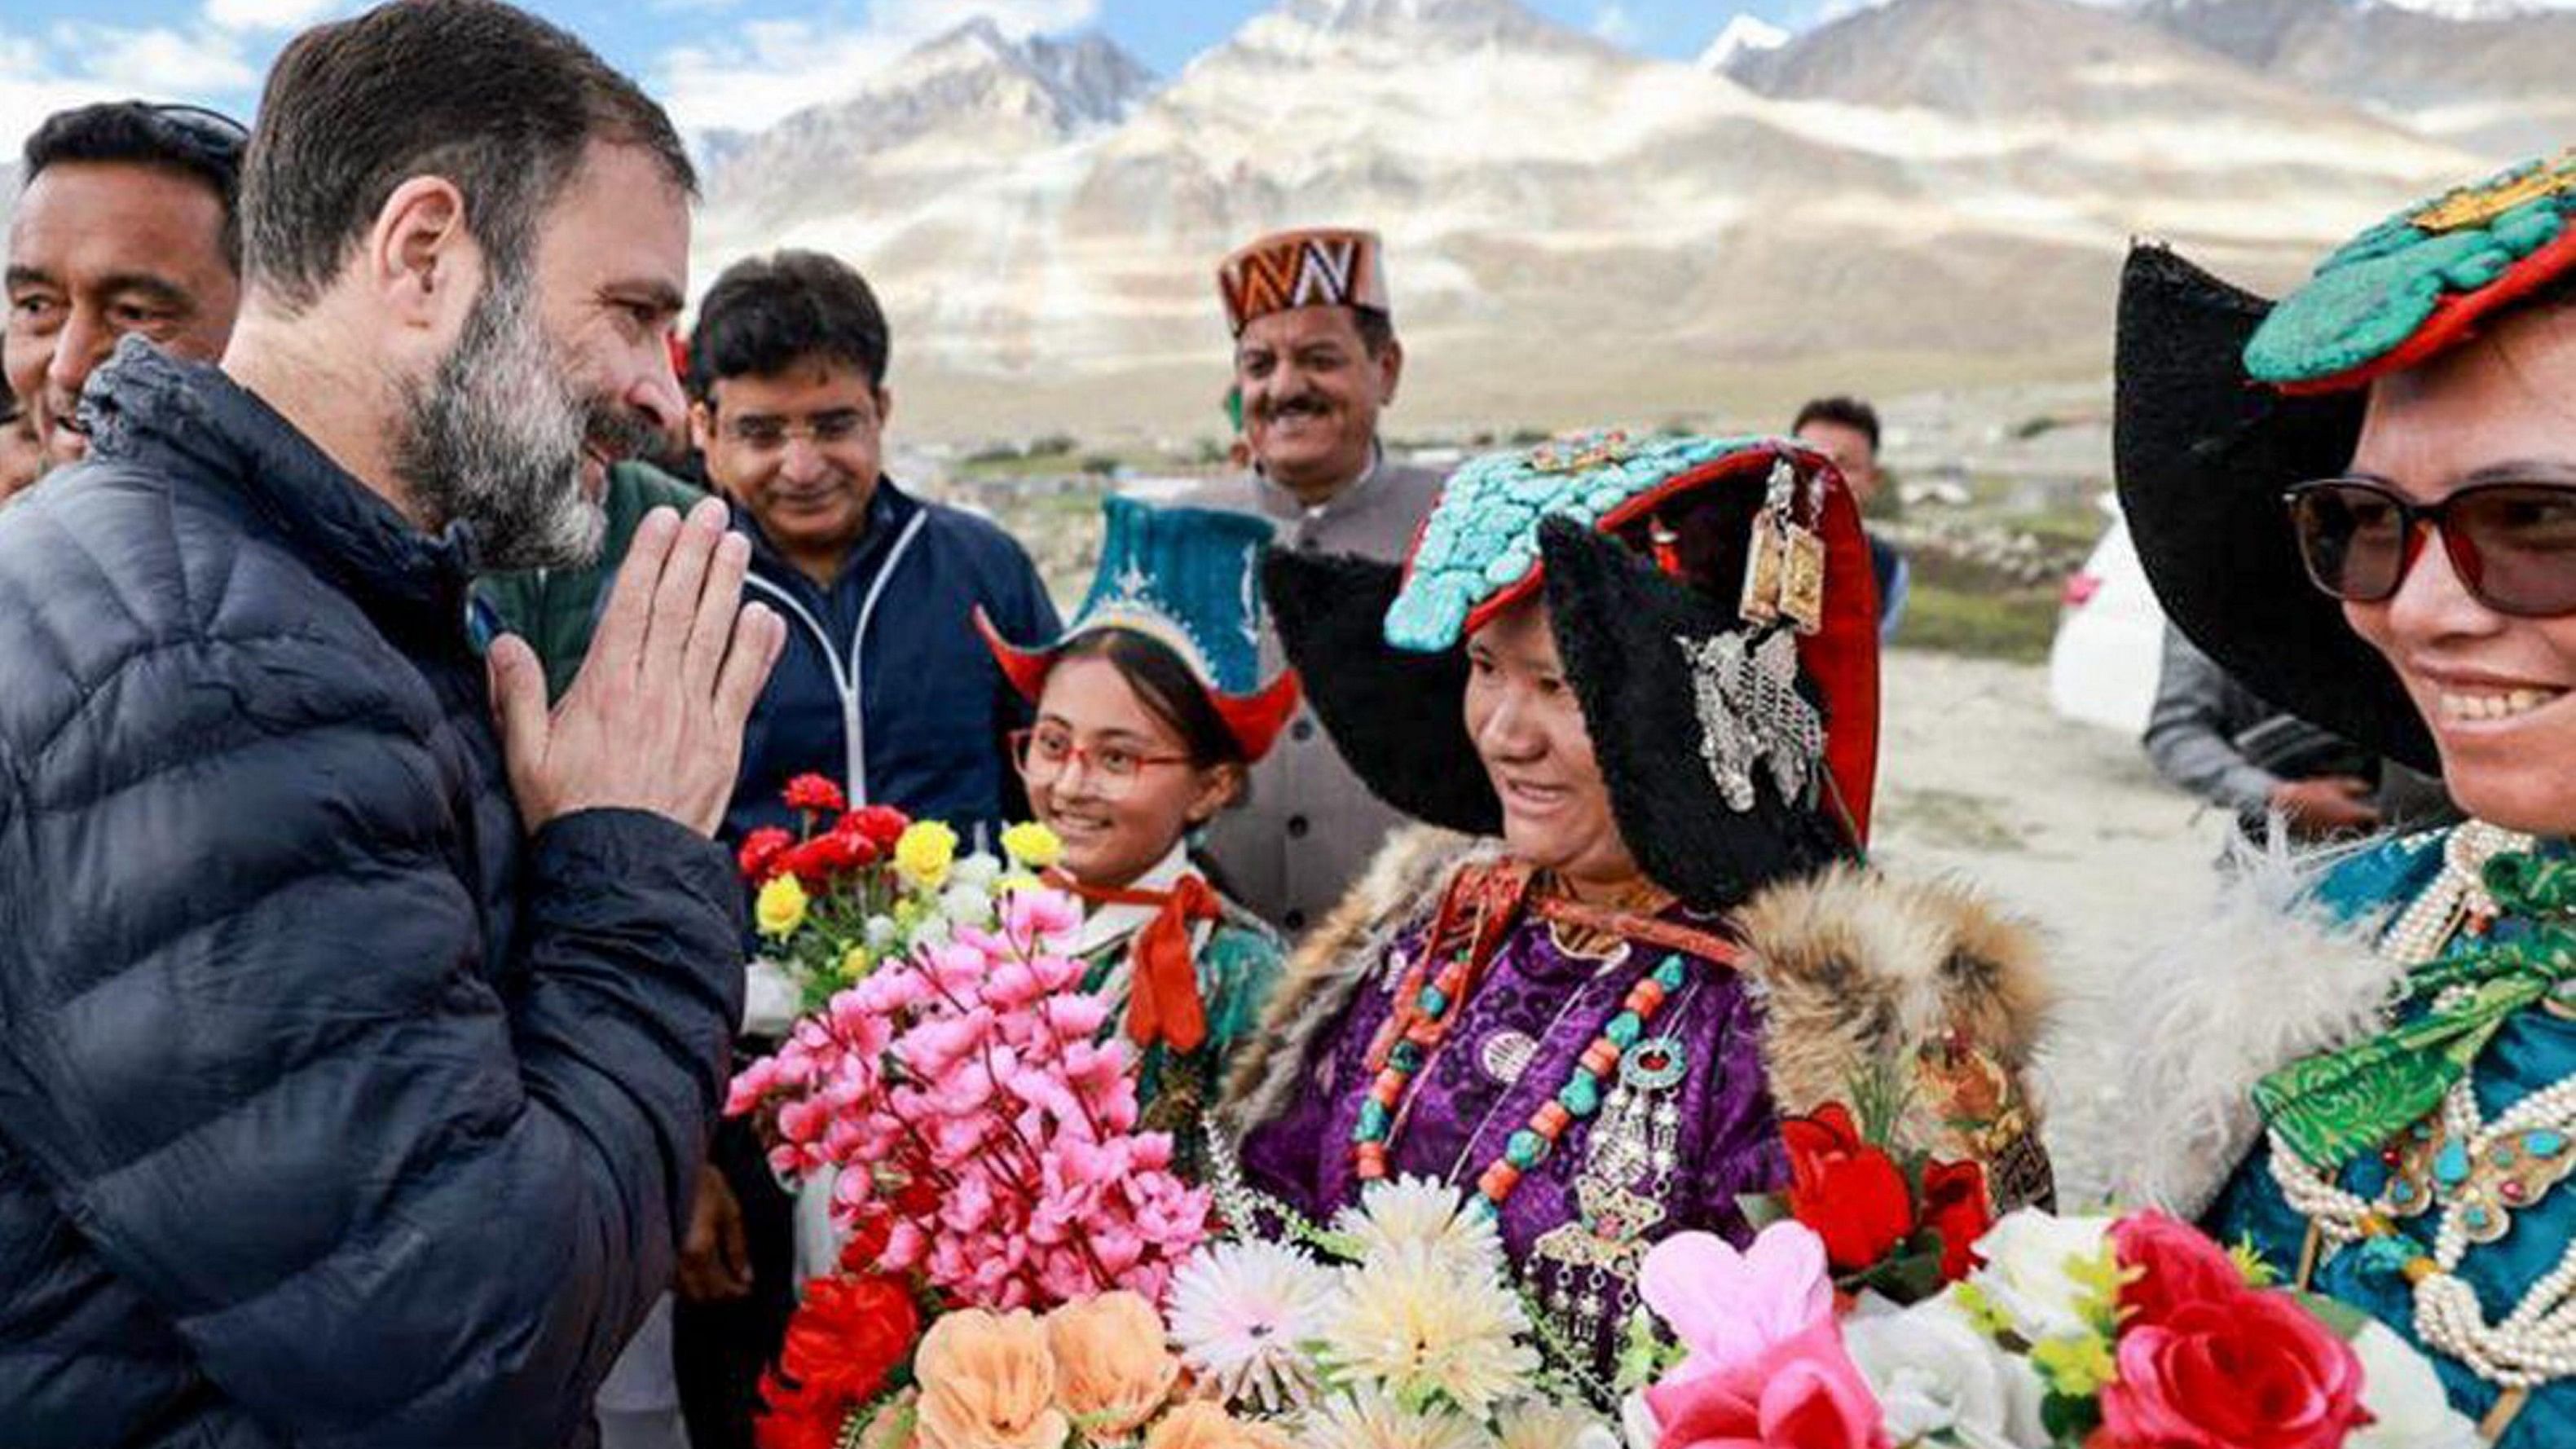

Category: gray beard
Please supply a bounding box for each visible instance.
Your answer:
[393,273,605,572]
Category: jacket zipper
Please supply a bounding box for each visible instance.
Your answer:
[743,509,929,804]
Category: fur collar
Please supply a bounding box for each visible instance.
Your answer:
[2041,834,2402,1216]
[1217,832,2058,1173]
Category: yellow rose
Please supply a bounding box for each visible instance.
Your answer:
[1143,1402,1292,1449]
[754,873,808,940]
[839,943,874,982]
[913,1308,1068,1449]
[1046,1292,1179,1440]
[1000,821,1065,871]
[895,821,960,891]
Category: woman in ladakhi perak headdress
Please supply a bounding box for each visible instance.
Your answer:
[2090,148,2576,1446]
[1209,431,2058,1394]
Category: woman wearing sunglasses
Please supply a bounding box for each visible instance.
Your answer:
[976,497,1299,1165]
[2107,150,2576,1444]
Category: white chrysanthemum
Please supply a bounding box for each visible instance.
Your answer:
[1490,1399,1617,1449]
[1332,1175,1505,1276]
[1319,1243,1540,1419]
[1300,1387,1495,1449]
[1165,1240,1336,1412]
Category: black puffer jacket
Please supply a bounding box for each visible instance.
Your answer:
[0,341,746,1447]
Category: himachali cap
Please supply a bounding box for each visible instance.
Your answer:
[1264,433,1882,913]
[2116,146,2576,772]
[977,496,1303,762]
[1218,227,1390,337]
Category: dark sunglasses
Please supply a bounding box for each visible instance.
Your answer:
[2283,476,2576,618]
[136,101,249,164]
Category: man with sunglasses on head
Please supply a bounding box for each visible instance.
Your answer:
[5,100,246,475]
[2090,152,2576,1444]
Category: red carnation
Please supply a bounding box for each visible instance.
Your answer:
[737,827,795,883]
[755,1274,921,1449]
[784,836,858,884]
[826,822,883,870]
[1782,1102,1916,1273]
[843,804,909,850]
[1919,1157,1994,1282]
[783,773,848,815]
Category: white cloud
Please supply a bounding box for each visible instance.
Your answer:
[0,22,262,159]
[655,0,1099,134]
[1591,2,1639,44]
[79,24,262,93]
[203,0,341,33]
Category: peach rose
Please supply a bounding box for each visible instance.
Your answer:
[913,1308,1070,1449]
[1046,1292,1182,1439]
[1143,1400,1294,1449]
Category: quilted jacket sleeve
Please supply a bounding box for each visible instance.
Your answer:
[0,626,744,1447]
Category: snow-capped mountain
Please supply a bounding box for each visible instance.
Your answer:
[701,20,1153,236]
[1697,13,1791,72]
[691,0,2540,434]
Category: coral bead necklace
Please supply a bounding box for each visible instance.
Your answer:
[1351,949,1700,1218]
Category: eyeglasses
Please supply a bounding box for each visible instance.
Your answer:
[1009,726,1193,797]
[2284,477,2576,618]
[720,410,874,451]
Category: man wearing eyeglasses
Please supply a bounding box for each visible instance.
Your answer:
[690,249,1059,847]
[672,248,1057,1449]
[4,100,245,473]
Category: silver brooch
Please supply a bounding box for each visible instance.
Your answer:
[1679,628,1823,813]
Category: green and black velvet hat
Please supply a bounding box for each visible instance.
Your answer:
[2115,148,2576,772]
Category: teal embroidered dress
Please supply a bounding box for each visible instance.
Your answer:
[2208,827,2576,1446]
[1067,844,1285,1176]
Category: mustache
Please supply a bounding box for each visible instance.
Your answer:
[1252,392,1333,422]
[581,400,667,465]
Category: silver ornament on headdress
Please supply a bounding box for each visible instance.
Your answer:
[1678,628,1823,813]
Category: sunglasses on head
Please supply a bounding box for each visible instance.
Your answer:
[2283,476,2576,618]
[134,101,249,165]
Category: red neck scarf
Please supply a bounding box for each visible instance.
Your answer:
[1049,869,1222,1053]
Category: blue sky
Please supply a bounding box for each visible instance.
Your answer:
[0,0,1816,152]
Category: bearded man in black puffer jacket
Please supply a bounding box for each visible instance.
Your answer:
[0,3,789,1445]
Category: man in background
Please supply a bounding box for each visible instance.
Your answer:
[4,100,245,471]
[2144,623,2452,844]
[674,248,1059,1449]
[1176,226,1445,935]
[1792,394,1909,640]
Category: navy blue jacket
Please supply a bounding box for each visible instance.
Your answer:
[726,482,1057,847]
[0,342,746,1447]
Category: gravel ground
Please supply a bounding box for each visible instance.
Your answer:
[1869,646,2226,971]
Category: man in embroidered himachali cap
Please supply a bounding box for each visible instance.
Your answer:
[1169,226,1447,936]
[2099,147,2576,1446]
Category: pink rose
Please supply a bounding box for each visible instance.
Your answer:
[2110,1211,2247,1328]
[2099,1292,2367,1449]
[1645,1320,1891,1449]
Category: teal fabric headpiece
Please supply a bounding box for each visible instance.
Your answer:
[1384,431,1772,653]
[2246,148,2576,394]
[978,495,1302,760]
[1068,495,1271,694]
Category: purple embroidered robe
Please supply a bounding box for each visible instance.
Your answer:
[1237,879,1786,1377]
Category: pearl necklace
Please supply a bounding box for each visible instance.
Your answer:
[2270,821,2576,1391]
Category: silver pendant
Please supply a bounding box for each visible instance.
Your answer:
[1679,628,1823,813]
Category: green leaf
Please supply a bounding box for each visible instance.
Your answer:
[1737,1192,1792,1229]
